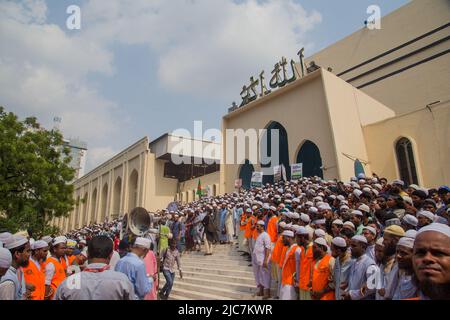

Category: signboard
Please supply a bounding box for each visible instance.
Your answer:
[291,163,303,180]
[250,172,263,188]
[281,164,287,182]
[273,165,282,183]
[234,179,242,189]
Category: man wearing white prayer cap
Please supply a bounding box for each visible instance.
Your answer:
[0,232,13,248]
[402,214,418,231]
[413,223,450,299]
[22,240,49,300]
[115,237,153,300]
[331,237,352,300]
[309,237,335,300]
[279,229,300,300]
[351,210,364,235]
[0,246,12,277]
[417,210,435,228]
[362,226,377,262]
[386,237,418,300]
[252,219,272,299]
[342,235,377,300]
[0,235,30,300]
[404,229,417,239]
[331,219,343,237]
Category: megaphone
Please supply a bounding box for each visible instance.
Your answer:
[128,207,153,237]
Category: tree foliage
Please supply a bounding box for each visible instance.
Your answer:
[0,106,75,237]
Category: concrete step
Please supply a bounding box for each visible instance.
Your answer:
[182,260,253,269]
[182,258,251,266]
[184,251,246,258]
[176,276,256,293]
[181,271,255,286]
[164,286,235,300]
[180,265,254,277]
[160,280,255,300]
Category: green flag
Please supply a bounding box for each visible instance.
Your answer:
[196,179,202,196]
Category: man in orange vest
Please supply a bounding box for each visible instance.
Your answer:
[63,239,78,275]
[279,230,301,300]
[238,210,250,254]
[270,221,287,298]
[23,240,48,300]
[244,211,257,261]
[295,226,313,300]
[309,237,335,300]
[45,236,67,300]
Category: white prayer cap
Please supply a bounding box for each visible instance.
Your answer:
[5,235,29,250]
[337,195,345,201]
[256,220,265,226]
[29,238,35,248]
[282,230,294,238]
[314,229,326,238]
[332,237,347,248]
[402,196,413,206]
[32,240,48,250]
[314,237,328,248]
[332,219,344,226]
[417,210,435,222]
[340,205,349,211]
[52,236,67,246]
[313,196,323,202]
[397,237,414,249]
[340,200,349,205]
[279,221,287,229]
[308,207,318,214]
[291,225,301,233]
[296,226,309,235]
[417,223,450,238]
[300,213,310,224]
[357,173,366,179]
[293,198,301,204]
[363,226,377,235]
[374,184,382,190]
[263,203,270,210]
[291,212,300,219]
[352,235,368,244]
[352,210,363,217]
[318,204,331,211]
[392,179,405,187]
[343,221,355,230]
[404,230,417,239]
[362,187,371,193]
[79,240,87,245]
[403,214,418,227]
[269,206,277,212]
[373,189,379,196]
[284,199,292,204]
[358,204,370,214]
[313,219,326,225]
[134,237,151,249]
[0,233,13,247]
[376,237,384,246]
[353,190,363,198]
[0,247,12,269]
[409,184,420,191]
[305,201,314,207]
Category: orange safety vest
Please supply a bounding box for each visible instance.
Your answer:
[271,237,285,265]
[240,213,248,231]
[244,216,256,239]
[279,245,288,268]
[46,257,67,297]
[298,244,313,291]
[311,255,335,300]
[23,259,46,300]
[281,244,299,286]
[68,255,77,266]
[267,216,278,243]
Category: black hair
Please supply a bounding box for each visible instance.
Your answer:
[340,228,355,239]
[10,243,28,258]
[118,239,129,251]
[88,236,113,259]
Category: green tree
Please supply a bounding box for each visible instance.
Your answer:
[0,106,75,237]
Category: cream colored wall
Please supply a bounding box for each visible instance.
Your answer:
[306,0,450,115]
[363,101,450,187]
[221,71,339,194]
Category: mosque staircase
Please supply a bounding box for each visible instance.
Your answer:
[159,242,259,300]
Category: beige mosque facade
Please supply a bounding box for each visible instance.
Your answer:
[54,0,450,233]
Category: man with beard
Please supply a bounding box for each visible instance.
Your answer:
[0,235,30,300]
[387,237,418,299]
[342,235,377,300]
[411,189,427,211]
[252,221,272,299]
[332,237,353,300]
[279,230,300,300]
[362,226,377,261]
[381,225,405,298]
[417,210,435,229]
[22,240,48,300]
[412,223,450,300]
[310,237,335,300]
[374,238,394,300]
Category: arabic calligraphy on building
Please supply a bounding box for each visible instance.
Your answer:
[229,48,308,113]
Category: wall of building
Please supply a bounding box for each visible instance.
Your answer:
[363,101,450,187]
[176,172,220,203]
[306,0,450,115]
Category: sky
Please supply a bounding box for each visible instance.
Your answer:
[0,0,409,172]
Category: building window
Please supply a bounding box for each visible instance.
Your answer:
[395,138,418,186]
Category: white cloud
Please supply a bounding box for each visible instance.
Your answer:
[0,0,322,171]
[85,146,118,173]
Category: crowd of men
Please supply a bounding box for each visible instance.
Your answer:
[0,174,449,300]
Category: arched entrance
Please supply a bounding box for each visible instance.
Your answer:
[395,137,418,186]
[239,159,255,190]
[113,177,122,219]
[296,140,323,178]
[260,121,290,184]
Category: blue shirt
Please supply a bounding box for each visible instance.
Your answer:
[115,252,152,300]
